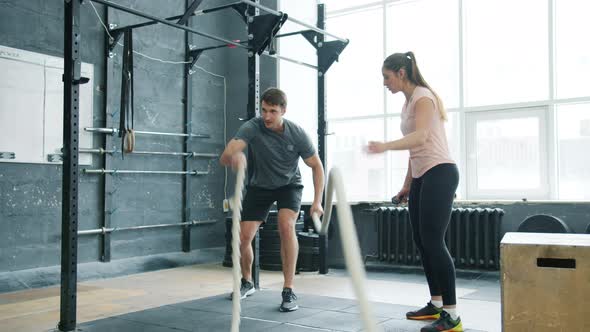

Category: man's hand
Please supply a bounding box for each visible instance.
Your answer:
[230,152,247,172]
[310,201,324,219]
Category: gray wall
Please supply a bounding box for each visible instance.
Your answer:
[0,0,277,286]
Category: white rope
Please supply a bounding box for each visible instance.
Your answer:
[231,165,246,332]
[312,167,380,332]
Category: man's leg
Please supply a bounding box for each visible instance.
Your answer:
[277,208,299,289]
[277,207,300,312]
[240,220,262,282]
[232,186,272,299]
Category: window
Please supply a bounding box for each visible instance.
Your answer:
[326,7,383,119]
[555,0,590,99]
[557,103,590,200]
[322,0,379,12]
[280,0,590,202]
[463,0,549,106]
[466,109,549,199]
[446,111,463,197]
[279,0,318,202]
[386,116,409,198]
[386,0,460,110]
[327,118,386,202]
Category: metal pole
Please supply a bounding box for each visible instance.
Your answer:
[83,169,209,175]
[183,0,194,253]
[59,0,81,330]
[317,3,329,275]
[78,220,217,236]
[79,148,218,158]
[247,1,260,290]
[263,51,318,70]
[84,127,210,138]
[239,0,348,42]
[90,0,247,49]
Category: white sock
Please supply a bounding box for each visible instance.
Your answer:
[431,299,443,308]
[445,308,459,320]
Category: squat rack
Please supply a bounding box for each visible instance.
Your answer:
[61,1,347,331]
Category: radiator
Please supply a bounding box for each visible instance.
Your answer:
[374,207,504,270]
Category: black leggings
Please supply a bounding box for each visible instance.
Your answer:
[408,163,459,305]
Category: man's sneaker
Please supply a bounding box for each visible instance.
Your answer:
[228,278,255,300]
[406,301,443,320]
[279,288,298,312]
[420,310,463,332]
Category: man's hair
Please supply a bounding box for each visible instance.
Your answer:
[261,87,287,109]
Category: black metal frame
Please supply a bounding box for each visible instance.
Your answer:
[61,1,346,329]
[102,4,114,264]
[182,0,204,252]
[60,0,83,330]
[187,7,287,74]
[247,1,261,290]
[316,4,329,275]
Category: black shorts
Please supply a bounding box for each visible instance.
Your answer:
[241,184,303,222]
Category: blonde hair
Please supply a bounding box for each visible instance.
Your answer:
[383,52,447,121]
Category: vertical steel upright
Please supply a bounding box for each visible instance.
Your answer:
[316,3,329,275]
[60,0,82,330]
[247,0,261,289]
[102,5,113,263]
[182,0,196,252]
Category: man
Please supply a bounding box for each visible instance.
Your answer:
[220,87,325,312]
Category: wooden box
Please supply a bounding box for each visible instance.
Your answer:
[501,232,590,332]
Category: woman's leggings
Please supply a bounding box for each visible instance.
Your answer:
[408,163,459,305]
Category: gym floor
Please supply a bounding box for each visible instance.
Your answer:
[0,263,500,332]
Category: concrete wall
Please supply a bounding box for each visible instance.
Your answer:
[0,0,277,290]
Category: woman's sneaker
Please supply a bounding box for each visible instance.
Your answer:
[420,310,463,332]
[406,302,443,320]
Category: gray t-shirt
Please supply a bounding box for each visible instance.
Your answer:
[234,117,316,189]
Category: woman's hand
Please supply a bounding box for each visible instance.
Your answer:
[392,186,410,204]
[366,141,387,154]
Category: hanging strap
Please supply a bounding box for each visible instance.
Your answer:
[119,29,135,158]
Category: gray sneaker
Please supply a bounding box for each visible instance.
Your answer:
[228,278,255,300]
[279,287,298,312]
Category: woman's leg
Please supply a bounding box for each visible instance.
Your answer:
[409,177,440,298]
[418,164,459,306]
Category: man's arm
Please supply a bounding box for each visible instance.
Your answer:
[303,154,325,217]
[220,139,247,168]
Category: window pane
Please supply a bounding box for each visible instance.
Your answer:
[280,0,317,33]
[446,112,463,198]
[327,119,386,201]
[280,61,318,202]
[386,0,460,110]
[470,114,543,191]
[557,103,590,200]
[463,0,548,106]
[280,0,318,202]
[386,117,410,198]
[326,8,384,118]
[555,0,590,99]
[322,0,378,12]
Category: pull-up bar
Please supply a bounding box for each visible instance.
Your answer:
[239,0,348,43]
[90,0,246,49]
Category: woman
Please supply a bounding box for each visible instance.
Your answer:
[367,52,461,332]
